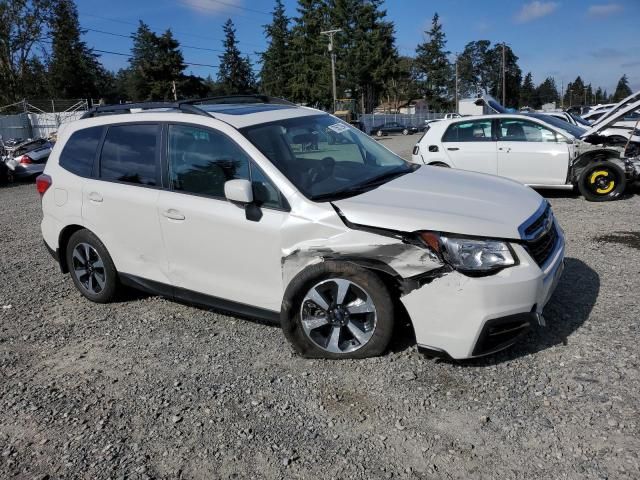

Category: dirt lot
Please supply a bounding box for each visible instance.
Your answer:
[1,157,639,479]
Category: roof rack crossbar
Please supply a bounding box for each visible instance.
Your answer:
[80,102,212,119]
[182,94,296,106]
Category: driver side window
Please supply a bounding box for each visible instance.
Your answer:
[168,124,250,198]
[499,119,559,143]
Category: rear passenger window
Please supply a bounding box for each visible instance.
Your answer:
[442,120,493,142]
[59,126,103,177]
[100,124,159,186]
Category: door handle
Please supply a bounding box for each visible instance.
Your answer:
[498,147,512,153]
[163,209,185,221]
[88,192,103,203]
[447,147,460,151]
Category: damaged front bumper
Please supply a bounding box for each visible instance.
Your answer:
[401,227,565,360]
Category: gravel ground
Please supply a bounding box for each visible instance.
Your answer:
[1,166,639,479]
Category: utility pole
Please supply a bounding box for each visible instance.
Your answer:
[454,54,459,114]
[560,79,564,109]
[501,43,506,106]
[583,87,587,106]
[321,29,342,113]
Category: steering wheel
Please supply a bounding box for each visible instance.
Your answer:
[303,156,335,191]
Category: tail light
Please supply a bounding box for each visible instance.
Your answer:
[19,155,32,164]
[36,174,52,197]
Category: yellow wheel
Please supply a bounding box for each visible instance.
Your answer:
[578,161,626,202]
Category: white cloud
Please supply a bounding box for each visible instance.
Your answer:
[180,0,242,16]
[587,3,623,17]
[514,1,560,23]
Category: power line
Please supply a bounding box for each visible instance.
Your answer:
[84,27,259,56]
[80,12,264,48]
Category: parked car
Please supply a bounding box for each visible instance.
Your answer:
[371,121,419,137]
[38,96,564,360]
[1,137,53,179]
[412,93,640,201]
[538,110,640,150]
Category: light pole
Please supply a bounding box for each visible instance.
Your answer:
[501,43,506,106]
[454,53,459,114]
[321,29,342,112]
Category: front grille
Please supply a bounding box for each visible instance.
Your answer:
[523,204,551,239]
[524,224,558,267]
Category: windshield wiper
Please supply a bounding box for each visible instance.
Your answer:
[311,165,417,202]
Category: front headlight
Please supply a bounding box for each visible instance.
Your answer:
[419,232,517,274]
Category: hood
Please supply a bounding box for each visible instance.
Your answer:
[583,91,640,138]
[333,167,543,240]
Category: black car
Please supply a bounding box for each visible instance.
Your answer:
[371,122,419,137]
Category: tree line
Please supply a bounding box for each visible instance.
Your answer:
[0,0,634,112]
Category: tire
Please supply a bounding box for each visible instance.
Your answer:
[376,130,383,137]
[281,261,394,360]
[402,129,409,135]
[577,161,627,202]
[65,229,119,303]
[429,162,450,168]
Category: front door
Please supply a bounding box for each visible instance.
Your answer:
[496,118,570,185]
[157,123,288,312]
[441,118,497,175]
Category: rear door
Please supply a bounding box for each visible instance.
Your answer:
[441,118,497,175]
[81,122,169,283]
[496,118,569,185]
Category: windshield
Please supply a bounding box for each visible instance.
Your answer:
[568,112,591,126]
[241,114,416,201]
[527,113,586,138]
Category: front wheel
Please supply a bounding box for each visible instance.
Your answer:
[376,130,383,137]
[402,129,409,135]
[577,161,627,202]
[281,262,394,359]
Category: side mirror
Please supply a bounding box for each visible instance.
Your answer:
[224,179,253,204]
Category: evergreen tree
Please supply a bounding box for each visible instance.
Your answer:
[289,0,331,108]
[217,19,255,95]
[128,22,186,101]
[328,0,397,113]
[260,0,291,98]
[519,72,536,107]
[486,44,521,108]
[415,13,451,109]
[49,0,106,99]
[563,76,585,106]
[536,77,559,107]
[0,0,55,103]
[594,86,604,104]
[457,40,492,98]
[612,74,632,102]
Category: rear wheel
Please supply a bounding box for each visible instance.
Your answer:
[281,262,394,359]
[376,130,383,137]
[402,128,409,135]
[65,229,119,303]
[429,162,450,168]
[578,161,627,202]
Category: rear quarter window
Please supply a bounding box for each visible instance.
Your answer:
[59,126,103,177]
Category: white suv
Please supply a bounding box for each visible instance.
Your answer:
[38,96,565,360]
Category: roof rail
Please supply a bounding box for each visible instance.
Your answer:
[80,102,211,119]
[183,95,296,106]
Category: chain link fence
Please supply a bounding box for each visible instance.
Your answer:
[0,99,89,140]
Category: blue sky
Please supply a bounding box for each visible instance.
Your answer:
[78,0,640,94]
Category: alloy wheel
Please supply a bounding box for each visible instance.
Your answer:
[71,242,107,295]
[300,278,377,354]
